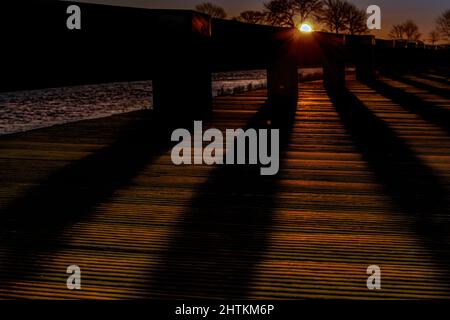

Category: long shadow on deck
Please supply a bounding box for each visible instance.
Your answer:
[412,69,450,86]
[381,72,450,100]
[331,88,450,290]
[148,102,296,298]
[0,111,179,288]
[368,78,450,137]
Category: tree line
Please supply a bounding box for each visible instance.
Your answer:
[388,10,450,44]
[195,0,368,35]
[195,1,450,43]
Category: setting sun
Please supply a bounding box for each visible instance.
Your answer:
[299,23,313,32]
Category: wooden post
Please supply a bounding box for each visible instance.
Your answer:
[375,39,395,73]
[323,50,345,96]
[152,61,212,120]
[152,12,212,120]
[393,40,409,72]
[266,29,300,123]
[267,59,299,108]
[323,58,345,97]
[321,34,346,98]
[347,35,376,83]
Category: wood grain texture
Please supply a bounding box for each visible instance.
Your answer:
[0,74,449,299]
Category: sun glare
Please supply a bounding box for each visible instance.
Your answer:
[299,23,313,33]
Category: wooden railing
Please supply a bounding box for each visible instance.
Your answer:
[1,0,448,118]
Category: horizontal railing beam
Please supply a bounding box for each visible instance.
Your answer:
[1,0,448,118]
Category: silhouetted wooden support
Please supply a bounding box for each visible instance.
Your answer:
[211,20,300,110]
[267,57,298,124]
[375,39,395,72]
[376,39,450,74]
[3,0,448,116]
[347,35,376,83]
[321,34,346,97]
[267,59,298,106]
[267,34,299,109]
[323,59,345,97]
[1,1,215,119]
[152,13,212,119]
[153,65,212,120]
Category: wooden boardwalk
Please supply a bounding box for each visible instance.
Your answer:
[1,73,450,299]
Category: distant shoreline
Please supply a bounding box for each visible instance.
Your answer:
[0,68,323,136]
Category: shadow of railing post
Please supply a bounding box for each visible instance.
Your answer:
[329,88,450,290]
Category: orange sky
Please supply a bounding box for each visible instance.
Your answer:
[69,0,449,42]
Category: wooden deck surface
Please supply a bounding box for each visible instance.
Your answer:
[1,73,450,299]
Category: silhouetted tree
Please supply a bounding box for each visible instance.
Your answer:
[291,0,323,23]
[319,0,348,34]
[402,20,421,41]
[264,0,297,27]
[389,24,405,40]
[195,2,227,19]
[237,10,267,24]
[344,3,367,35]
[389,21,421,41]
[436,9,450,39]
[429,30,440,45]
[264,0,323,27]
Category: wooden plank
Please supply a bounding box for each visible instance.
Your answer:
[0,75,449,299]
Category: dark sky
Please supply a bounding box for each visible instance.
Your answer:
[70,0,448,40]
